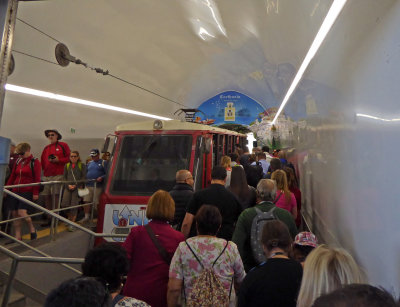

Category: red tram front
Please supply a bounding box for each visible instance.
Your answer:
[96,120,246,242]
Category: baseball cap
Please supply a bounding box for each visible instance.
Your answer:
[294,232,318,248]
[90,149,100,156]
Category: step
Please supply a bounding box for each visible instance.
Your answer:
[25,297,42,307]
[5,290,25,307]
[0,283,27,307]
[0,230,92,304]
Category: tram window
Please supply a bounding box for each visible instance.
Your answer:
[193,136,204,191]
[219,135,224,156]
[223,135,228,155]
[111,135,192,196]
[212,134,219,167]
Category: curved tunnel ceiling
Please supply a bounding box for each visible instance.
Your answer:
[3,0,335,141]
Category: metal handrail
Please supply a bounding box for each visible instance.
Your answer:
[0,202,92,225]
[3,189,127,238]
[4,179,96,189]
[300,210,312,232]
[0,230,81,274]
[0,179,130,307]
[3,178,98,238]
[0,244,83,263]
[0,242,83,307]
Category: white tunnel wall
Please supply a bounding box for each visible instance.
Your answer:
[296,0,400,293]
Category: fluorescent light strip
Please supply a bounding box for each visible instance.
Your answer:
[5,84,172,121]
[356,113,400,122]
[271,0,347,125]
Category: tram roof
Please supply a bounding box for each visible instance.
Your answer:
[116,120,246,136]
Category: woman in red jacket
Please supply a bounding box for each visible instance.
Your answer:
[5,143,41,240]
[123,190,184,307]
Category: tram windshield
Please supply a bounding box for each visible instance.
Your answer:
[111,135,192,196]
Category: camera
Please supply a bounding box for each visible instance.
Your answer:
[48,154,56,160]
[17,152,25,156]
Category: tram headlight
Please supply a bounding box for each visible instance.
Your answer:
[153,120,163,130]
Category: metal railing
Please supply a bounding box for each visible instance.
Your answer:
[4,179,98,240]
[0,232,83,307]
[300,210,312,232]
[0,179,129,306]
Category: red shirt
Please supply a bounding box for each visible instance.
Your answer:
[41,141,70,176]
[123,220,184,307]
[6,155,41,196]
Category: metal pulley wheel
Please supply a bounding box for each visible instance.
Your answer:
[55,43,71,66]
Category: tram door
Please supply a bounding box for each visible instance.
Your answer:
[193,135,204,191]
[212,134,225,167]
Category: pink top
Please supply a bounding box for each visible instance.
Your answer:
[274,190,296,214]
[123,220,184,307]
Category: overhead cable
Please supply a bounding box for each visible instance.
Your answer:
[15,18,187,107]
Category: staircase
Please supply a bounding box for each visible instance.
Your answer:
[0,283,26,307]
[0,228,92,305]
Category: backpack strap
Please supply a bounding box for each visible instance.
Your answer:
[212,240,229,267]
[30,159,35,179]
[145,224,171,265]
[56,142,66,157]
[273,192,282,204]
[213,240,234,302]
[111,294,126,307]
[254,207,262,215]
[68,162,83,172]
[268,206,276,215]
[185,241,204,269]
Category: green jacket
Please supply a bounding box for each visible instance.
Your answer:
[232,201,298,272]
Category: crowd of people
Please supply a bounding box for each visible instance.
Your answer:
[3,128,109,238]
[41,144,398,306]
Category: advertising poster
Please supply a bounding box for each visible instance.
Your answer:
[197,91,265,126]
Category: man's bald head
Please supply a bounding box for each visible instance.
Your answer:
[176,170,193,184]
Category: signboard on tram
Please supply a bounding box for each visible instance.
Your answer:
[103,204,148,242]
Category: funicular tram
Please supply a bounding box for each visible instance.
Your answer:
[96,119,247,242]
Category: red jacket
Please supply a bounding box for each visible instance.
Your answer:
[6,155,42,196]
[123,220,184,307]
[41,141,70,177]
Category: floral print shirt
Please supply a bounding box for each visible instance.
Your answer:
[115,296,150,307]
[169,236,246,303]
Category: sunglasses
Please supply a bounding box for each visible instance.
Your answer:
[47,134,56,137]
[70,155,78,158]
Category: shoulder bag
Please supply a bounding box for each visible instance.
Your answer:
[145,224,171,265]
[70,166,89,197]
